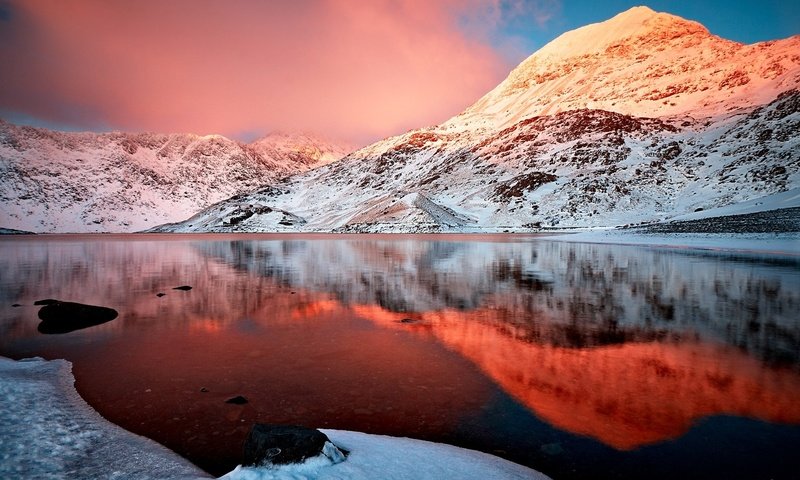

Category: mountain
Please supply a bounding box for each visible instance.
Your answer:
[452,6,799,129]
[154,6,800,233]
[0,121,354,232]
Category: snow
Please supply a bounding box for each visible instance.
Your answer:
[0,356,209,479]
[0,356,550,480]
[221,430,549,480]
[451,6,800,131]
[667,188,800,222]
[0,121,355,233]
[154,89,799,234]
[533,6,696,60]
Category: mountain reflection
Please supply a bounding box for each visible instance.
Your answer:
[1,235,799,453]
[201,238,800,363]
[196,237,800,449]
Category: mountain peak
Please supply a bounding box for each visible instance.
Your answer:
[534,6,708,60]
[447,6,799,130]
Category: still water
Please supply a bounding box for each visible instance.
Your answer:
[1,234,799,479]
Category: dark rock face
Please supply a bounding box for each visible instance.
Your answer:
[225,395,248,405]
[37,301,118,334]
[243,424,340,467]
[173,285,192,291]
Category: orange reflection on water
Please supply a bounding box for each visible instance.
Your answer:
[350,303,800,450]
[188,318,225,333]
[291,299,340,320]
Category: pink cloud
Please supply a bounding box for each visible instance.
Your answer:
[0,0,541,144]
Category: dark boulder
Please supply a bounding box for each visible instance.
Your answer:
[225,395,248,405]
[34,299,60,306]
[243,424,344,467]
[173,285,192,291]
[156,292,166,297]
[37,301,118,334]
[12,303,21,307]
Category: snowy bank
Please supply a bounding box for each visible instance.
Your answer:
[0,356,550,480]
[222,429,549,480]
[0,356,209,479]
[546,230,800,256]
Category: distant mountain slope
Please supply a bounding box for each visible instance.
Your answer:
[154,6,799,234]
[0,121,354,232]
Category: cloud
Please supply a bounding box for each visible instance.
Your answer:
[0,0,555,144]
[453,0,561,61]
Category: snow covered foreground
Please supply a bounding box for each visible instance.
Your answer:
[0,356,549,480]
[0,356,208,479]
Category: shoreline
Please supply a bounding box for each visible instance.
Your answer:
[0,356,550,480]
[544,230,800,257]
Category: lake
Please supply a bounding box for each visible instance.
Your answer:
[1,234,799,479]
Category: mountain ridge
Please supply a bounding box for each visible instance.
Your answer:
[153,6,799,234]
[0,120,354,232]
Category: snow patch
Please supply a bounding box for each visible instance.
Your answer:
[221,430,549,480]
[0,356,209,479]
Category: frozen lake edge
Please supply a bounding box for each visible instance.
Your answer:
[0,356,550,479]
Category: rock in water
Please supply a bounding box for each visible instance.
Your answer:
[156,292,166,297]
[172,285,192,291]
[34,299,60,306]
[243,424,346,467]
[225,395,248,405]
[37,301,118,334]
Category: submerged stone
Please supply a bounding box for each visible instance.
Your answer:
[156,293,166,297]
[172,286,192,291]
[12,304,22,307]
[243,424,346,467]
[37,301,118,334]
[225,395,248,405]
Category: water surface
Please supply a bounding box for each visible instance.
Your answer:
[1,234,799,479]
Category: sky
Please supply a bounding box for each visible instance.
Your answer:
[0,0,797,145]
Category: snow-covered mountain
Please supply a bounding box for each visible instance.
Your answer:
[154,6,799,233]
[0,122,354,232]
[453,6,799,129]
